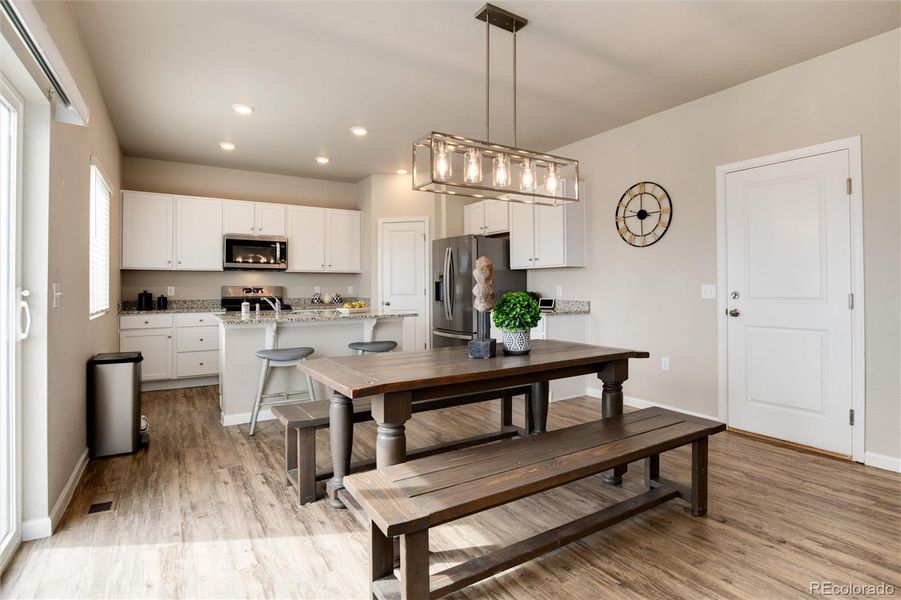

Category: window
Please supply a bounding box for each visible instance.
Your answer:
[89,162,110,318]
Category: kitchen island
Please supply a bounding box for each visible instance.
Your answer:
[216,309,417,426]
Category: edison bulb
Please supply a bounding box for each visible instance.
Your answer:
[433,140,452,180]
[545,163,559,196]
[493,153,511,187]
[520,158,535,191]
[463,147,482,183]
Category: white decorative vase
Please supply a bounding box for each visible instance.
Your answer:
[501,329,531,355]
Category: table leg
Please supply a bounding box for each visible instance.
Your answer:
[372,392,413,470]
[598,359,630,485]
[326,391,353,508]
[529,381,549,434]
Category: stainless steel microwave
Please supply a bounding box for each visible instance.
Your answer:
[223,235,288,270]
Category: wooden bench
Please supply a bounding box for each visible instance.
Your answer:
[344,406,726,599]
[272,386,533,504]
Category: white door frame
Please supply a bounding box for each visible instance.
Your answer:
[715,136,865,462]
[376,216,431,349]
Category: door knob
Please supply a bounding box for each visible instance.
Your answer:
[383,301,391,306]
[727,308,741,317]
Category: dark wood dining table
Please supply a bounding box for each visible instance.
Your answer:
[298,339,650,508]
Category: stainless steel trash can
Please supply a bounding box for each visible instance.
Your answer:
[87,352,143,458]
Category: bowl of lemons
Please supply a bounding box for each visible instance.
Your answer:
[337,300,370,315]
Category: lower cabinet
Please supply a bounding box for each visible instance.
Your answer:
[120,312,221,383]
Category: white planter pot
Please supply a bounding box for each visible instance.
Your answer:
[501,329,531,355]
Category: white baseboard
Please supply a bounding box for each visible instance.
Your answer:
[585,387,719,421]
[865,452,901,473]
[22,448,88,541]
[220,408,274,427]
[142,376,218,392]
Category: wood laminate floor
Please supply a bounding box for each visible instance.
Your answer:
[2,386,899,599]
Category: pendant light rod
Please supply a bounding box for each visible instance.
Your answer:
[476,4,526,145]
[486,14,490,142]
[513,26,517,147]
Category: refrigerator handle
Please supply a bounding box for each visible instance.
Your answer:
[447,247,455,319]
[443,247,452,321]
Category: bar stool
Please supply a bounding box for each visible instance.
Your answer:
[348,340,397,355]
[249,346,316,436]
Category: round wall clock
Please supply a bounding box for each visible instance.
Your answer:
[615,181,672,247]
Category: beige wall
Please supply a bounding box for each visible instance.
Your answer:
[527,30,900,459]
[27,1,123,521]
[121,157,363,300]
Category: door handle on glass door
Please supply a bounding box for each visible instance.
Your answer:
[727,308,740,317]
[18,289,32,340]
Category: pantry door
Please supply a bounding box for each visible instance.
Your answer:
[723,148,854,456]
[379,218,428,350]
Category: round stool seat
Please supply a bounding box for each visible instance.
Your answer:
[255,347,315,362]
[348,341,397,354]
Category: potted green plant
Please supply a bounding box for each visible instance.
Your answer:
[492,291,542,354]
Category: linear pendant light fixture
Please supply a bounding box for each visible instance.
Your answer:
[412,3,579,205]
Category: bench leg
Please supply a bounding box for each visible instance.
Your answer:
[524,392,534,434]
[285,425,298,486]
[327,391,353,508]
[370,522,394,600]
[501,396,513,429]
[691,437,708,517]
[529,381,549,434]
[644,453,660,490]
[298,428,317,505]
[400,530,429,599]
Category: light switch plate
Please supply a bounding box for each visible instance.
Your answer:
[52,282,62,308]
[167,286,175,296]
[661,356,670,371]
[347,286,354,295]
[555,285,563,298]
[701,284,716,299]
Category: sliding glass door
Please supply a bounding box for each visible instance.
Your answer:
[0,75,25,572]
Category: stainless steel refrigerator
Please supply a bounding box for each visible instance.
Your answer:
[432,235,527,348]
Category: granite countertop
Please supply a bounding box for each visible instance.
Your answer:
[216,309,417,327]
[119,307,227,315]
[543,300,590,315]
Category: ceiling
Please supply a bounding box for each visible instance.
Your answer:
[72,1,900,182]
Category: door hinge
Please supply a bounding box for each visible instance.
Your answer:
[848,292,854,309]
[846,177,852,195]
[849,409,855,426]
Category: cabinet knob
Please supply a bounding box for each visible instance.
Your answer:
[199,319,204,322]
[321,264,325,268]
[178,260,182,264]
[199,338,204,342]
[167,335,171,339]
[199,362,204,366]
[528,258,534,262]
[167,260,171,264]
[328,264,332,267]
[144,320,149,324]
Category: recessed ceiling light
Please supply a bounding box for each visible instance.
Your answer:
[232,103,254,115]
[396,169,408,175]
[350,126,368,137]
[315,155,330,164]
[219,141,236,151]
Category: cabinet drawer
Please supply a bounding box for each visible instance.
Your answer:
[120,314,174,330]
[176,326,218,352]
[176,350,218,378]
[174,313,221,327]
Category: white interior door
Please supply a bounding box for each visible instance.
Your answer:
[725,150,852,455]
[380,220,427,350]
[0,76,24,572]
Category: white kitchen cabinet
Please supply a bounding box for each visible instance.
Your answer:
[255,203,286,236]
[122,191,174,269]
[463,200,509,236]
[175,196,222,270]
[509,185,586,269]
[287,206,326,272]
[119,328,173,381]
[325,209,362,272]
[222,200,256,235]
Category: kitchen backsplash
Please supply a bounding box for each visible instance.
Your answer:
[120,296,371,313]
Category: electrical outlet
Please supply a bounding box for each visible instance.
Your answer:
[701,284,716,299]
[661,356,670,371]
[167,286,175,296]
[313,286,321,294]
[555,285,563,298]
[52,282,62,308]
[347,286,354,295]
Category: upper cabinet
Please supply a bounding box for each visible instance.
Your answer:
[222,200,255,235]
[123,192,223,271]
[463,200,509,236]
[509,184,586,270]
[175,196,223,270]
[286,207,361,273]
[223,199,286,236]
[122,192,174,269]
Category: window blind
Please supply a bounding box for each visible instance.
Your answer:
[89,163,110,318]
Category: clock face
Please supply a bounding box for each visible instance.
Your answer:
[615,182,672,247]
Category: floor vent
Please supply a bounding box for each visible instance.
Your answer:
[87,500,114,514]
